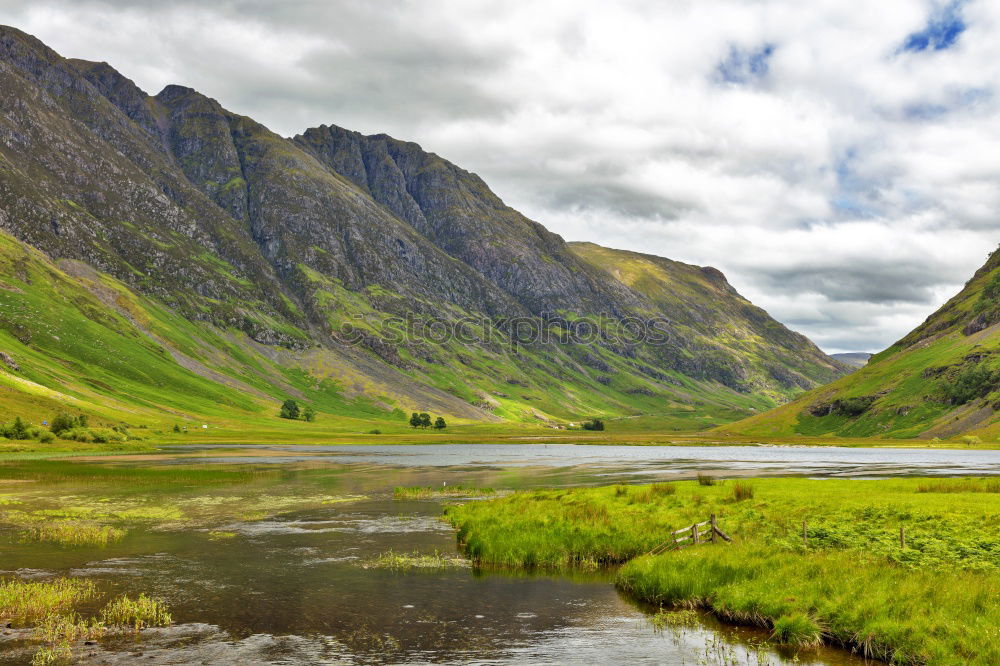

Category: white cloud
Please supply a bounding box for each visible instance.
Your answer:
[1,0,998,353]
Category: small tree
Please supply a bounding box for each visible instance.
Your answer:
[303,406,316,422]
[77,414,89,428]
[419,413,432,428]
[410,412,422,428]
[280,399,300,420]
[173,424,181,433]
[434,416,447,430]
[582,418,605,431]
[10,416,29,440]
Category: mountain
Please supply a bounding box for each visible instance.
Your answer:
[721,249,1000,439]
[830,353,871,369]
[0,26,846,429]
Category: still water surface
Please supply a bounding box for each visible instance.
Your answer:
[5,444,995,664]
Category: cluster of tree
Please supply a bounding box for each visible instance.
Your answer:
[0,416,36,440]
[1,412,136,444]
[279,399,316,422]
[50,412,89,435]
[409,412,447,429]
[581,418,605,431]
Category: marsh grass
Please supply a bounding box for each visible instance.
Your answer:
[21,521,125,546]
[33,612,106,644]
[30,645,71,666]
[0,461,279,486]
[916,477,1000,493]
[362,549,470,570]
[696,473,716,486]
[649,608,699,631]
[393,485,501,499]
[730,481,754,502]
[617,546,999,663]
[100,594,171,631]
[0,578,96,622]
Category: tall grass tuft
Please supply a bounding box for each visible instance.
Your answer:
[100,594,171,631]
[916,478,1000,493]
[696,473,716,486]
[730,481,754,502]
[771,613,822,646]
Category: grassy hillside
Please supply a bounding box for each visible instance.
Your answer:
[720,248,1000,440]
[0,229,778,436]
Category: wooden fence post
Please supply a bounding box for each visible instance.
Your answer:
[710,514,717,544]
[692,522,699,544]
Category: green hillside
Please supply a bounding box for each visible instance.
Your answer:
[0,26,847,435]
[720,247,1000,440]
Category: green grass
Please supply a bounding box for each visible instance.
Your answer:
[617,546,999,663]
[444,477,1000,664]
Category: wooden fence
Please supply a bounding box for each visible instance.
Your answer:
[649,513,732,555]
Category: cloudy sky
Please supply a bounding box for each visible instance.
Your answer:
[3,0,999,353]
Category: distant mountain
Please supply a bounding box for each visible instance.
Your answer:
[830,353,872,368]
[0,26,846,428]
[722,250,1000,439]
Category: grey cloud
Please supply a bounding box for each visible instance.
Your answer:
[1,0,999,355]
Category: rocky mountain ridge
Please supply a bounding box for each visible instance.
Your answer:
[0,25,846,426]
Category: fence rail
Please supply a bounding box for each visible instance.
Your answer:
[649,513,731,555]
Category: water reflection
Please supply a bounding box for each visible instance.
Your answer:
[0,457,915,664]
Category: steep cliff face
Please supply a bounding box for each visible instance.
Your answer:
[721,249,1000,439]
[0,25,847,426]
[294,125,641,316]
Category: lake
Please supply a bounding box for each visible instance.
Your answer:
[3,444,997,664]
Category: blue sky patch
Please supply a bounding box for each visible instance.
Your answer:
[900,0,966,53]
[716,43,775,84]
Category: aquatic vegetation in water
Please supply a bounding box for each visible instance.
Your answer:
[393,485,502,499]
[207,530,237,540]
[30,645,72,666]
[100,593,172,631]
[649,608,699,631]
[21,521,126,547]
[361,549,470,570]
[0,578,97,623]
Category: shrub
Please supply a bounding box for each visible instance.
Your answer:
[961,435,983,446]
[582,418,605,431]
[49,413,78,435]
[943,366,998,405]
[303,406,316,422]
[38,431,55,444]
[434,417,447,429]
[696,473,716,486]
